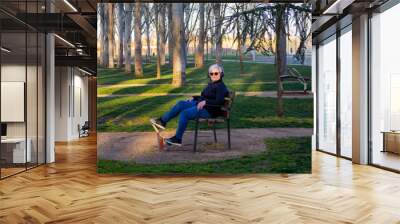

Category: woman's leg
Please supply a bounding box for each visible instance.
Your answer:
[175,107,211,140]
[161,100,196,123]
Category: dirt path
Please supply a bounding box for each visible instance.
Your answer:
[97,91,313,99]
[97,128,313,164]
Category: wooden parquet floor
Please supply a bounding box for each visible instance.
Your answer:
[1,135,400,224]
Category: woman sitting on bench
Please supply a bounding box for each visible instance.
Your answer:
[150,64,229,146]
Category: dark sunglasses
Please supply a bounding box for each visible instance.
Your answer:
[209,72,220,76]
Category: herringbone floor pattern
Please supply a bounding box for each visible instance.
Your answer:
[1,135,400,223]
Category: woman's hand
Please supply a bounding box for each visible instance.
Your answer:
[197,100,206,110]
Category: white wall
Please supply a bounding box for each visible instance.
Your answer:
[72,72,89,138]
[54,67,89,141]
[55,66,69,141]
[1,64,25,81]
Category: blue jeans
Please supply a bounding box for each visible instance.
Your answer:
[161,100,211,140]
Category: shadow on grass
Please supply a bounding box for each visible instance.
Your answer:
[97,95,313,132]
[98,95,181,130]
[98,61,310,86]
[97,61,312,94]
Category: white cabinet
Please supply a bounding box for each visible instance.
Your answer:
[1,138,31,163]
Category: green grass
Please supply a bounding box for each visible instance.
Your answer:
[97,137,311,174]
[98,61,311,95]
[97,82,310,95]
[98,61,311,89]
[97,95,313,132]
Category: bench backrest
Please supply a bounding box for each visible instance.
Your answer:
[222,91,236,119]
[82,121,90,130]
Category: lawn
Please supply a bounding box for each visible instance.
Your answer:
[97,95,313,132]
[97,137,311,174]
[97,82,309,95]
[98,61,311,94]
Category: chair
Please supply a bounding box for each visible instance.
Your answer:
[193,91,236,152]
[78,121,90,138]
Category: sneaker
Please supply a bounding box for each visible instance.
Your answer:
[150,117,166,130]
[165,136,182,146]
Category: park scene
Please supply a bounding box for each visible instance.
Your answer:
[97,3,313,174]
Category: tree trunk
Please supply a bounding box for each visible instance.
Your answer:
[209,7,214,58]
[146,18,151,63]
[98,4,103,65]
[205,4,210,61]
[102,4,109,67]
[167,3,173,65]
[117,3,124,68]
[296,39,306,64]
[171,3,186,87]
[213,3,222,65]
[99,4,107,66]
[238,44,244,75]
[206,38,209,61]
[275,5,287,117]
[134,2,143,77]
[155,5,161,79]
[124,3,132,73]
[182,3,188,67]
[236,17,244,74]
[159,5,166,65]
[195,3,205,68]
[107,3,114,68]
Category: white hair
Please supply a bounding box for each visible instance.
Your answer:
[208,64,224,74]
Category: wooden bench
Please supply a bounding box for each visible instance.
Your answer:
[280,67,310,94]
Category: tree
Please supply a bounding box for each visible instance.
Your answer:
[183,3,199,61]
[208,4,215,58]
[97,5,102,64]
[293,4,311,65]
[227,3,248,74]
[143,4,152,63]
[212,3,227,65]
[98,3,108,66]
[159,4,167,65]
[204,4,212,60]
[275,4,287,117]
[107,3,114,68]
[171,3,186,87]
[134,2,143,77]
[116,3,124,68]
[154,4,161,79]
[103,4,109,67]
[236,17,244,74]
[195,3,205,68]
[167,3,173,65]
[124,3,133,73]
[226,3,311,117]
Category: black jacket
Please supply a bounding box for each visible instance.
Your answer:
[193,79,229,117]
